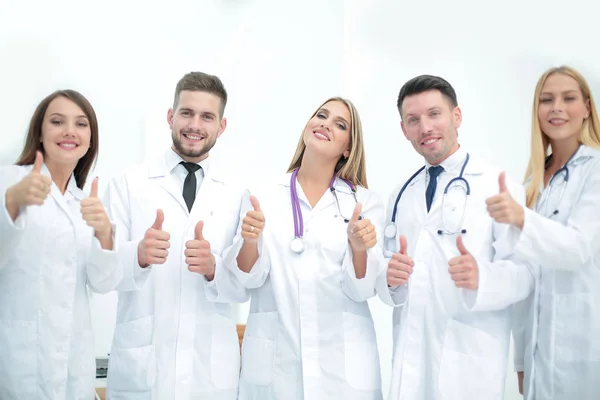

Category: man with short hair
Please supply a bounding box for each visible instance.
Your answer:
[378,74,535,400]
[103,71,255,400]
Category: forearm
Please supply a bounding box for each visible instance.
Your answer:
[236,241,259,273]
[351,246,367,279]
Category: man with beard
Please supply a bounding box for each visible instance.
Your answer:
[102,72,261,400]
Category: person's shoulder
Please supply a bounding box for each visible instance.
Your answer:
[0,164,30,187]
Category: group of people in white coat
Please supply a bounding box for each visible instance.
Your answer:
[0,65,598,400]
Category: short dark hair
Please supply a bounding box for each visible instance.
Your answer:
[173,72,228,117]
[397,75,458,116]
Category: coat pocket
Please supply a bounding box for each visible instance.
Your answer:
[554,292,600,362]
[240,312,278,386]
[107,315,156,392]
[209,313,241,390]
[343,312,382,390]
[438,319,504,399]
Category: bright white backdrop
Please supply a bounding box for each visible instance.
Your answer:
[1,0,598,398]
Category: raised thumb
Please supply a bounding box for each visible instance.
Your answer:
[152,209,164,230]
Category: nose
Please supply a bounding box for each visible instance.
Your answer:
[187,114,203,129]
[62,121,77,137]
[320,119,332,130]
[551,98,565,113]
[420,116,434,134]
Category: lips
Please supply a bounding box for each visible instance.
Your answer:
[182,132,205,142]
[549,118,567,126]
[57,141,79,150]
[421,137,440,147]
[313,129,330,141]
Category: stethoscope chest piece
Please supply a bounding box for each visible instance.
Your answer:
[384,224,397,239]
[290,237,305,254]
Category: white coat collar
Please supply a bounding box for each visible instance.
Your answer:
[148,149,217,181]
[547,144,600,169]
[410,146,484,187]
[30,163,85,201]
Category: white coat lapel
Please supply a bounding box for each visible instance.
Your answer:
[44,165,82,224]
[191,172,215,220]
[408,172,427,216]
[148,155,189,214]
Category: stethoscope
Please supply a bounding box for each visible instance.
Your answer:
[384,153,471,241]
[541,145,579,217]
[289,168,361,254]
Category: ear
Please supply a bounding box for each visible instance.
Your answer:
[167,108,174,129]
[217,117,227,138]
[343,148,350,159]
[453,106,463,129]
[585,98,591,118]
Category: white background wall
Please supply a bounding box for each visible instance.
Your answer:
[1,0,598,398]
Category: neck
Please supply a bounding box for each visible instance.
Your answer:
[45,160,76,194]
[296,151,337,189]
[549,137,580,169]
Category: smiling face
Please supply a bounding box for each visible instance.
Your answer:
[167,90,226,162]
[538,72,590,145]
[302,100,352,160]
[400,89,462,165]
[40,96,91,168]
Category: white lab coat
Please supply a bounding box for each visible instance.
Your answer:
[377,148,535,400]
[102,150,249,400]
[512,145,600,400]
[226,173,386,400]
[0,163,121,400]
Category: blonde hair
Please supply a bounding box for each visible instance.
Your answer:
[524,66,600,208]
[286,97,368,188]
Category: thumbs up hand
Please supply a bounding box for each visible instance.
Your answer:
[7,151,53,209]
[485,172,524,230]
[448,236,479,290]
[387,235,414,287]
[137,209,170,268]
[347,203,377,252]
[185,220,215,280]
[241,195,265,244]
[80,177,113,247]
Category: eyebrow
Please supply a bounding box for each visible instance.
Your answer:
[49,112,88,119]
[319,108,350,126]
[179,108,217,117]
[540,90,580,96]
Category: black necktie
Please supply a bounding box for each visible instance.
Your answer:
[180,161,201,212]
[425,165,444,212]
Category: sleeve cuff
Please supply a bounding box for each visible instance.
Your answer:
[225,236,269,289]
[376,267,409,307]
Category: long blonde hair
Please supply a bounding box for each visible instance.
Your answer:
[286,97,368,188]
[524,66,600,208]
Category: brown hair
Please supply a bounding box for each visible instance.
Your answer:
[16,89,99,189]
[286,97,368,188]
[173,72,228,117]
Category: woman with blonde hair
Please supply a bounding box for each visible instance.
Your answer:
[486,66,600,399]
[225,97,385,399]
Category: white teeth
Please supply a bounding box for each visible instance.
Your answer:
[185,134,203,140]
[60,143,76,148]
[424,138,437,145]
